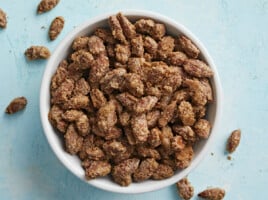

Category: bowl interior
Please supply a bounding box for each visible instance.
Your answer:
[40,10,221,194]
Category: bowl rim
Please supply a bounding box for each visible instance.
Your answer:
[40,9,222,194]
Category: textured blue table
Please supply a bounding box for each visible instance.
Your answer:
[0,0,267,199]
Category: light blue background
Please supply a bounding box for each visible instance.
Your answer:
[0,0,267,199]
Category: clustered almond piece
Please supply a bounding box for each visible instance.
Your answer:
[25,46,51,60]
[0,8,7,28]
[49,16,65,40]
[5,97,27,114]
[37,0,60,14]
[48,12,214,186]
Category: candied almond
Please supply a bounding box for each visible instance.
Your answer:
[124,127,136,145]
[172,89,190,104]
[152,164,174,180]
[178,101,196,126]
[70,50,94,69]
[227,129,241,153]
[112,158,140,186]
[178,35,200,58]
[117,12,136,39]
[63,95,89,110]
[90,88,107,109]
[72,36,89,51]
[160,126,174,152]
[48,105,68,133]
[119,112,130,126]
[151,23,166,40]
[175,146,194,169]
[100,68,126,94]
[172,125,197,144]
[115,44,131,64]
[147,110,161,128]
[167,51,187,66]
[5,97,27,114]
[85,146,105,161]
[131,114,150,143]
[200,78,213,102]
[176,178,194,200]
[131,35,144,57]
[158,101,177,127]
[103,140,127,157]
[85,160,111,180]
[198,188,225,200]
[127,57,145,75]
[64,124,83,154]
[49,16,64,40]
[25,46,50,60]
[112,143,134,164]
[109,15,127,44]
[143,36,158,56]
[94,28,115,44]
[50,60,68,91]
[133,158,159,182]
[124,73,144,97]
[133,96,158,114]
[61,109,83,122]
[157,36,175,59]
[148,127,162,148]
[88,35,106,55]
[51,78,74,104]
[171,135,186,151]
[194,119,211,139]
[184,78,207,106]
[88,54,109,87]
[136,146,161,160]
[76,114,90,136]
[97,101,117,133]
[37,0,60,14]
[104,126,122,140]
[73,78,90,96]
[183,59,213,78]
[116,92,138,111]
[135,19,155,35]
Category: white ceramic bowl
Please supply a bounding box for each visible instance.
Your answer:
[40,10,222,194]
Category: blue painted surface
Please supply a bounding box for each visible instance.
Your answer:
[0,0,267,199]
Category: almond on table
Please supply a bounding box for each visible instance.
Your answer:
[198,187,225,200]
[37,0,60,14]
[49,16,64,40]
[24,46,50,60]
[5,97,27,114]
[227,129,241,153]
[176,178,194,200]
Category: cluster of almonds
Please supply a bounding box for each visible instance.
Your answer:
[24,0,64,60]
[1,0,63,59]
[48,12,215,187]
[2,0,62,114]
[26,0,64,60]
